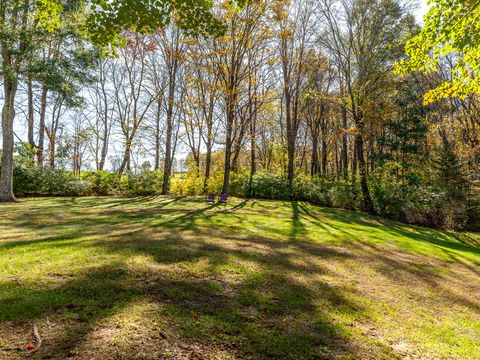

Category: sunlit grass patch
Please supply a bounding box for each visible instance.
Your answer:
[0,196,479,359]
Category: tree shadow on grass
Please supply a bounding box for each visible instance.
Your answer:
[3,197,479,359]
[0,198,403,359]
[298,201,480,263]
[0,247,383,359]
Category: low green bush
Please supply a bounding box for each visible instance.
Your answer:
[119,171,163,196]
[81,171,119,195]
[13,165,74,195]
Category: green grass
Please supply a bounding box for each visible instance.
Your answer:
[1,196,479,359]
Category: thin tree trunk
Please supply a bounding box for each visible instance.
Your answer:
[0,79,18,202]
[321,138,328,176]
[249,114,256,196]
[36,87,48,167]
[204,132,213,192]
[154,98,161,171]
[341,103,348,179]
[311,136,319,177]
[161,80,175,194]
[222,101,234,195]
[162,118,173,194]
[27,78,35,155]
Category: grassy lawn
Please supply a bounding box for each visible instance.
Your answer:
[1,196,479,359]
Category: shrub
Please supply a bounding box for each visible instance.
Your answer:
[81,171,119,195]
[13,165,74,195]
[246,171,291,200]
[292,175,330,206]
[119,171,163,196]
[170,173,204,196]
[327,180,359,210]
[65,180,94,196]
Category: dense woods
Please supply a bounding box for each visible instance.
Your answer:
[1,0,479,229]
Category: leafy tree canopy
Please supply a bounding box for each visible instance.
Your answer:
[395,0,480,104]
[37,0,247,47]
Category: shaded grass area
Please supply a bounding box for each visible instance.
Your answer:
[0,196,479,359]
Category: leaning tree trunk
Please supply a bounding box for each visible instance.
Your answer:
[0,79,18,202]
[118,138,132,176]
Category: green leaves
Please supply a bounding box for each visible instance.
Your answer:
[84,0,245,47]
[395,0,480,104]
[35,0,63,31]
[24,0,246,50]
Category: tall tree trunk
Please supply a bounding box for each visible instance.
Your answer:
[49,134,55,168]
[321,138,328,176]
[311,136,319,176]
[355,131,375,214]
[162,80,175,194]
[99,121,109,171]
[27,78,36,156]
[203,90,215,192]
[351,140,358,201]
[222,100,234,195]
[118,138,132,175]
[36,87,48,167]
[249,105,257,196]
[341,103,348,179]
[0,79,18,202]
[162,118,173,194]
[154,98,161,171]
[161,48,179,195]
[284,90,296,184]
[222,109,234,194]
[204,128,213,192]
[98,68,110,171]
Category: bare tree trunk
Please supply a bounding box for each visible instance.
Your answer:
[222,99,234,195]
[118,139,132,175]
[99,120,109,171]
[162,118,173,194]
[311,136,320,176]
[355,131,374,214]
[249,102,257,196]
[36,87,48,167]
[162,81,175,195]
[0,79,18,202]
[49,135,55,168]
[204,126,213,192]
[351,140,357,187]
[321,138,328,176]
[27,78,36,154]
[341,103,348,179]
[98,62,110,171]
[154,98,161,171]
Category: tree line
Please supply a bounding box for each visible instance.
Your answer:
[1,0,479,228]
